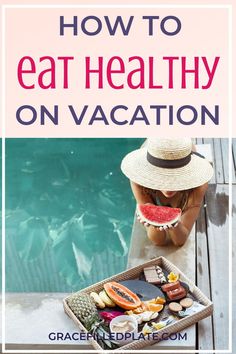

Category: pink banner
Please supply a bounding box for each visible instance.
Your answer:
[1,4,232,137]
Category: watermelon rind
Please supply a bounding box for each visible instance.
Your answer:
[137,204,181,227]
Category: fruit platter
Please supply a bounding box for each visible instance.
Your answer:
[63,256,213,351]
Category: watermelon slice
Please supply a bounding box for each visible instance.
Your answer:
[137,204,181,227]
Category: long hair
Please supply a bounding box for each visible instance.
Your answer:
[142,187,192,212]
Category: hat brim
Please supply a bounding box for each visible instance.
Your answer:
[121,147,214,191]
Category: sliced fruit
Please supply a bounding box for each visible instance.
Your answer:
[100,311,123,322]
[142,323,153,335]
[137,204,181,227]
[155,297,166,305]
[124,310,133,315]
[90,292,106,309]
[147,298,156,304]
[133,306,144,314]
[141,302,148,311]
[99,290,116,307]
[151,322,166,330]
[147,303,164,312]
[150,312,159,320]
[146,297,166,305]
[104,282,141,310]
[141,311,159,322]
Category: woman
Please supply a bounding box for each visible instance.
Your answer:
[121,138,213,247]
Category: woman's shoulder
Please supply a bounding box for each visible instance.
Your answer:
[194,183,209,196]
[187,183,208,206]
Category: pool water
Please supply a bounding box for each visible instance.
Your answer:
[5,138,143,292]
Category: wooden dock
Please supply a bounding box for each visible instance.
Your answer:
[127,138,235,351]
[196,138,235,351]
[1,138,234,352]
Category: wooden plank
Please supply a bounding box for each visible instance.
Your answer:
[196,138,203,144]
[232,138,236,164]
[203,138,214,145]
[232,186,236,352]
[232,139,236,184]
[205,184,229,349]
[195,143,214,185]
[221,139,229,184]
[196,144,213,164]
[196,202,214,350]
[217,138,235,184]
[213,139,224,183]
[203,138,216,184]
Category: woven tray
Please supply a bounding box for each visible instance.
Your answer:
[63,256,213,351]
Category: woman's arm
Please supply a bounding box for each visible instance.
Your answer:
[131,181,168,245]
[167,183,208,246]
[130,181,169,246]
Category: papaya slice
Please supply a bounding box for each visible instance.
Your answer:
[147,303,164,312]
[104,282,141,310]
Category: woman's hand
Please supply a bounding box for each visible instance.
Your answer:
[159,221,179,231]
[137,213,179,230]
[136,202,154,227]
[137,214,151,227]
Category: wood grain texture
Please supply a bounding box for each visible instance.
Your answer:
[205,184,229,350]
[232,185,236,353]
[196,202,214,350]
[232,139,236,184]
[221,139,229,183]
[203,138,216,184]
[213,139,224,183]
[232,139,236,165]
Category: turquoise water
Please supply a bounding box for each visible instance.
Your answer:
[5,138,143,292]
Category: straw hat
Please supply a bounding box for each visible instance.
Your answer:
[121,138,214,191]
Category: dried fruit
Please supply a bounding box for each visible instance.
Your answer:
[147,303,164,312]
[133,306,145,314]
[130,311,159,324]
[151,321,166,330]
[142,323,153,335]
[147,297,166,305]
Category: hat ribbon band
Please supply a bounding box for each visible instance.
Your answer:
[147,151,195,169]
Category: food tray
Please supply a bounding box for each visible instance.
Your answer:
[63,256,213,351]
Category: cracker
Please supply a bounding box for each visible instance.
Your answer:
[180,297,193,308]
[168,302,183,312]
